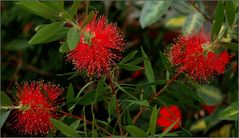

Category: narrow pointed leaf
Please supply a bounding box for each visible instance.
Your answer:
[126,125,147,137]
[218,102,238,121]
[95,77,105,102]
[67,83,74,110]
[161,118,180,136]
[225,1,236,27]
[120,50,138,64]
[211,1,224,40]
[197,85,223,105]
[219,42,238,51]
[69,120,81,130]
[141,47,156,92]
[17,1,61,20]
[29,22,66,44]
[108,96,116,116]
[70,1,81,16]
[149,106,158,136]
[50,118,80,137]
[119,63,143,71]
[81,11,95,29]
[172,0,193,15]
[1,91,12,106]
[160,51,173,75]
[0,110,11,128]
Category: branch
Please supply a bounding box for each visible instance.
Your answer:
[59,110,112,136]
[132,71,181,124]
[189,1,213,23]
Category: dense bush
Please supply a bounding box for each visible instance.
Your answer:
[1,1,238,137]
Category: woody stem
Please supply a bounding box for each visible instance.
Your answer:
[59,110,112,136]
[0,105,22,109]
[189,1,213,23]
[132,71,181,124]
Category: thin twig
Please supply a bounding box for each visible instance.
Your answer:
[189,1,213,23]
[2,52,51,77]
[149,71,181,102]
[132,72,181,125]
[59,110,112,136]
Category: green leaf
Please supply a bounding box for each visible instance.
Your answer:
[69,119,81,130]
[67,27,80,50]
[95,77,105,102]
[81,11,95,29]
[161,118,181,136]
[225,1,236,27]
[114,81,139,101]
[74,89,109,105]
[165,16,186,29]
[5,39,29,51]
[128,57,144,65]
[189,119,207,132]
[29,22,66,44]
[218,42,238,51]
[120,50,138,64]
[159,51,173,75]
[124,100,150,107]
[126,125,147,137]
[121,80,167,87]
[172,0,193,15]
[59,41,70,53]
[218,102,238,121]
[108,96,116,116]
[50,118,80,137]
[127,110,133,125]
[76,81,95,98]
[67,83,74,110]
[0,110,11,128]
[68,81,95,112]
[141,47,156,92]
[42,0,64,12]
[211,1,224,40]
[119,63,143,71]
[197,85,223,106]
[182,12,204,35]
[35,24,47,32]
[17,1,61,20]
[187,87,206,104]
[1,91,12,106]
[140,0,172,28]
[70,1,81,16]
[217,24,228,40]
[149,106,158,136]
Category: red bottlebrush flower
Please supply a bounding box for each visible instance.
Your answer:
[11,81,63,136]
[202,105,217,115]
[67,15,124,77]
[131,70,142,79]
[157,105,182,131]
[23,22,32,33]
[169,32,229,81]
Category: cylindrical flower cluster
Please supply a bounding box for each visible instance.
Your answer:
[11,81,63,136]
[67,15,124,77]
[169,33,229,81]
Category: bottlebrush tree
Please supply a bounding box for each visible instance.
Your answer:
[1,1,238,137]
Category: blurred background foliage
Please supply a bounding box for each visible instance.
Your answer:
[1,0,238,137]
